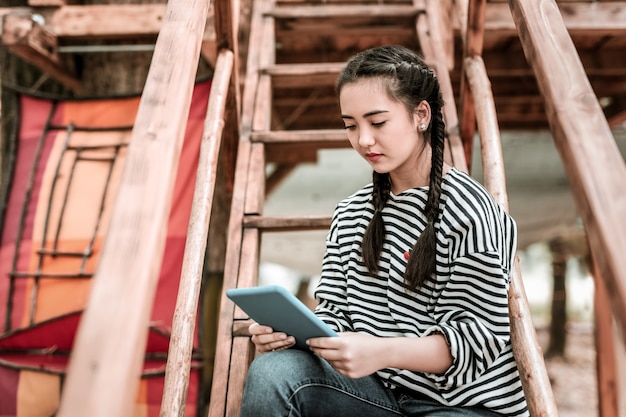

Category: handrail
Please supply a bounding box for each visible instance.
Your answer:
[464,55,559,417]
[160,48,235,417]
[508,0,626,345]
[56,0,211,415]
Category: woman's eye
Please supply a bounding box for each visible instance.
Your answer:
[344,125,356,131]
[372,121,386,127]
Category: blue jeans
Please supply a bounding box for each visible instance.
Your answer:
[240,349,501,417]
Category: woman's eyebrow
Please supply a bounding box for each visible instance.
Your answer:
[341,110,389,119]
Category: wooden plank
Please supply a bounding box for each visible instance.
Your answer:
[55,0,210,416]
[207,0,271,414]
[243,215,332,231]
[508,262,560,417]
[214,0,241,120]
[265,62,344,77]
[244,143,265,216]
[28,0,65,6]
[207,140,252,417]
[465,54,559,417]
[48,5,205,42]
[464,56,505,200]
[591,256,620,417]
[225,337,255,417]
[268,3,424,18]
[264,62,343,88]
[415,8,468,173]
[251,129,347,143]
[199,0,242,404]
[436,0,455,70]
[483,1,626,35]
[160,49,234,417]
[224,227,260,417]
[240,0,270,140]
[509,0,626,347]
[459,0,487,173]
[251,3,274,132]
[48,4,165,38]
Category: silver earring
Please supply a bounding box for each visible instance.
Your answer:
[419,123,427,132]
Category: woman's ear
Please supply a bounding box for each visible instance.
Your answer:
[413,100,431,127]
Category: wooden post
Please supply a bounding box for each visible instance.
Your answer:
[591,254,620,417]
[508,0,626,345]
[160,49,234,417]
[458,0,487,172]
[56,0,210,416]
[465,55,559,417]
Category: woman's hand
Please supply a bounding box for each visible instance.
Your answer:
[307,332,384,378]
[309,332,452,377]
[248,322,296,353]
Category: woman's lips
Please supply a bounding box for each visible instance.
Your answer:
[366,153,382,162]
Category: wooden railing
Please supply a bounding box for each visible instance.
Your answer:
[55,0,241,415]
[459,1,558,416]
[508,0,626,346]
[160,48,235,416]
[464,54,559,417]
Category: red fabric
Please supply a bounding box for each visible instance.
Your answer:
[0,366,19,415]
[0,79,212,415]
[0,97,57,331]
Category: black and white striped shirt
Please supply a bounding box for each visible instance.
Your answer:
[315,168,529,416]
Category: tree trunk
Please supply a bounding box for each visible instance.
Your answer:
[547,236,568,357]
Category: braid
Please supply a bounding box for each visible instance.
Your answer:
[405,83,445,291]
[362,172,391,272]
[337,45,446,287]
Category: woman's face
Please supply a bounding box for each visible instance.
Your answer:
[339,78,427,179]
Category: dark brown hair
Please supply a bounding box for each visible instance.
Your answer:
[336,45,445,291]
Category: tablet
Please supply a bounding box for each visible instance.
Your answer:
[226,285,338,350]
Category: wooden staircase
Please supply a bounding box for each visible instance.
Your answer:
[207,0,556,416]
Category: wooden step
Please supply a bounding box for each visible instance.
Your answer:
[251,129,347,144]
[263,62,343,87]
[252,129,350,164]
[243,215,332,232]
[267,3,424,19]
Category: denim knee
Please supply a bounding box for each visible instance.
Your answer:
[246,349,320,387]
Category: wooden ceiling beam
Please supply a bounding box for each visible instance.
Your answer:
[2,2,625,43]
[2,5,215,44]
[47,4,165,39]
[1,5,218,87]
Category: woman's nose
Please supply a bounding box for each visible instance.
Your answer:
[358,129,375,147]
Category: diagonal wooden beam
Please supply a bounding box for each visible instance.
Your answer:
[56,0,210,415]
[484,2,626,35]
[509,0,626,348]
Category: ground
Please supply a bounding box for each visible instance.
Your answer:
[538,325,598,417]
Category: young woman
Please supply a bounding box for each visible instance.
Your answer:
[240,45,529,417]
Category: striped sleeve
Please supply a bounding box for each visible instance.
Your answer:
[424,172,519,393]
[424,251,511,389]
[314,205,353,332]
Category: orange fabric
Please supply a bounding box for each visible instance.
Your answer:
[61,98,140,127]
[16,371,60,417]
[22,128,131,324]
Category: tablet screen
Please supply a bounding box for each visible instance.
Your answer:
[226,285,338,350]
